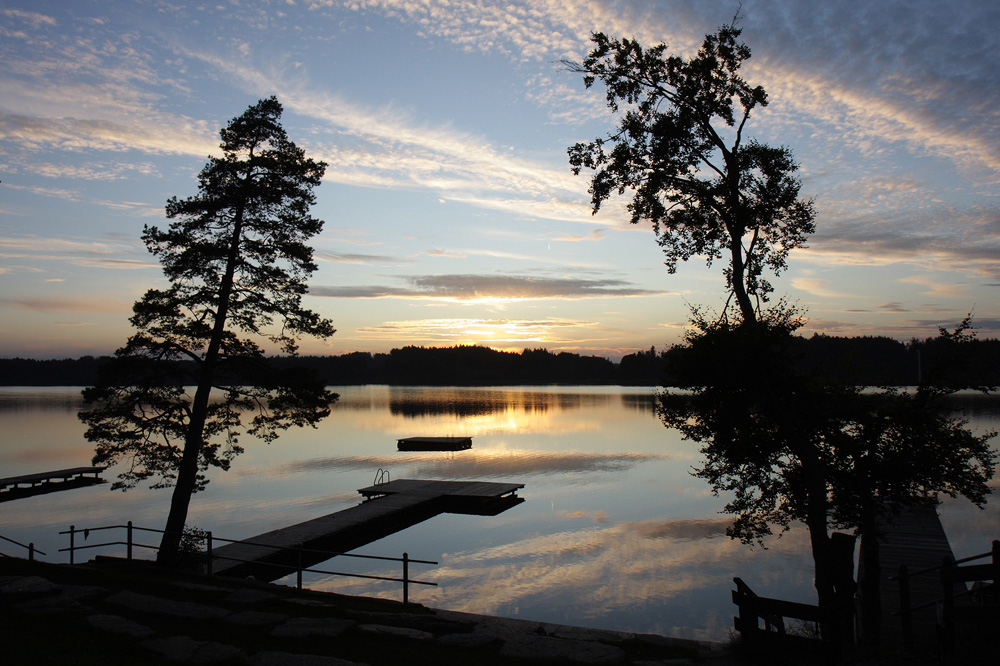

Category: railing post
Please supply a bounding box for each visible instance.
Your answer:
[206,531,213,577]
[127,521,133,561]
[28,543,35,561]
[69,525,75,565]
[898,564,912,651]
[991,540,1000,594]
[296,549,303,590]
[403,552,409,606]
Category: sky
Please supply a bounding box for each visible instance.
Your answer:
[1,0,998,361]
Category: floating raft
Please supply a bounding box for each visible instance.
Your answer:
[397,436,472,451]
[212,478,524,582]
[0,466,106,502]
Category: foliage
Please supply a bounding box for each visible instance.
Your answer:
[664,308,996,541]
[80,97,337,561]
[7,337,1000,387]
[567,21,815,323]
[660,306,997,642]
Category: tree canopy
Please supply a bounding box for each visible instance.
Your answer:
[80,97,337,562]
[567,22,815,323]
[660,309,997,645]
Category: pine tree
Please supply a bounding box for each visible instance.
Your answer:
[81,97,337,563]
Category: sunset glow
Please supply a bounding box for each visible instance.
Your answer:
[1,1,998,359]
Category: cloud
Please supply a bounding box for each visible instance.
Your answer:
[801,204,1000,282]
[2,182,163,217]
[552,229,605,242]
[744,1,1000,177]
[352,317,598,346]
[3,296,128,313]
[0,235,154,269]
[314,251,407,265]
[790,278,853,299]
[169,41,599,224]
[312,273,664,301]
[0,8,57,29]
[897,275,969,300]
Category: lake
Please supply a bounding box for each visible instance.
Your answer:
[1,385,998,641]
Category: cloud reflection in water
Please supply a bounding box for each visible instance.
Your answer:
[261,449,666,479]
[312,515,812,640]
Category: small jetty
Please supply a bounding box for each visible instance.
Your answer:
[397,436,472,451]
[0,466,106,502]
[212,478,524,581]
[864,505,963,648]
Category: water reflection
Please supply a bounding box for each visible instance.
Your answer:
[386,387,622,418]
[1,385,997,642]
[271,450,666,479]
[313,516,812,640]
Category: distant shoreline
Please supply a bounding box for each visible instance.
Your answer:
[2,336,998,387]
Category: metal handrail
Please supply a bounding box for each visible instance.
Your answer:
[889,546,997,582]
[0,533,47,560]
[58,522,436,604]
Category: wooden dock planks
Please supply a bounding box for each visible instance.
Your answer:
[866,504,963,649]
[212,479,524,581]
[0,466,107,501]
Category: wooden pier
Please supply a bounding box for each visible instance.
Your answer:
[0,466,106,502]
[212,479,524,581]
[863,504,963,649]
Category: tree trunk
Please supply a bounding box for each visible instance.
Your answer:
[155,379,215,565]
[858,506,882,648]
[157,203,245,565]
[729,232,756,325]
[799,450,840,649]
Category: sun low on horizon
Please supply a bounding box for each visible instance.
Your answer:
[2,0,998,361]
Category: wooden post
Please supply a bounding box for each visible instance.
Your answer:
[206,531,213,576]
[403,552,410,606]
[296,549,303,590]
[991,540,999,597]
[940,556,955,656]
[69,525,75,565]
[898,564,912,651]
[28,543,35,561]
[733,577,756,649]
[127,521,133,561]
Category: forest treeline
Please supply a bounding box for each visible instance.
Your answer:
[3,333,999,387]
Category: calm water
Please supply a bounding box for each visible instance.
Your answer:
[1,386,998,641]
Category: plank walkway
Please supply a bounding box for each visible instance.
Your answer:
[0,466,106,501]
[864,504,963,649]
[212,479,524,581]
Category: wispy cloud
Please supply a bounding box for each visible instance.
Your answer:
[552,229,604,242]
[898,275,969,300]
[314,251,408,265]
[3,297,127,313]
[0,235,154,269]
[171,42,599,224]
[790,278,854,299]
[354,317,596,345]
[312,273,664,301]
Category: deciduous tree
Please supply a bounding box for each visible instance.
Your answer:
[566,21,814,325]
[661,309,996,645]
[80,97,337,563]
